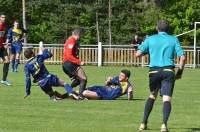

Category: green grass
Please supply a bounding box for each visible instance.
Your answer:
[0,64,199,132]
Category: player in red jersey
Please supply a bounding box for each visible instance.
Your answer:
[62,28,87,99]
[0,13,11,86]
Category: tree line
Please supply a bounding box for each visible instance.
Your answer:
[0,0,200,45]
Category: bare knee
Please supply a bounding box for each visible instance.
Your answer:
[163,95,171,102]
[82,90,89,96]
[149,94,156,100]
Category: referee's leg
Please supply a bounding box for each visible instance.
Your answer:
[139,71,160,130]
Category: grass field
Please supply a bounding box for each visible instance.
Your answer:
[0,64,199,132]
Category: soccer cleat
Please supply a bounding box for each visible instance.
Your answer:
[161,124,169,132]
[49,95,62,101]
[139,123,147,131]
[0,80,11,86]
[78,95,88,100]
[69,93,79,100]
[14,69,18,72]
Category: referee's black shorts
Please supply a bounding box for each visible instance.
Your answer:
[62,61,80,78]
[149,67,175,97]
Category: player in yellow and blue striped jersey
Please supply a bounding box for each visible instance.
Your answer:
[82,70,133,100]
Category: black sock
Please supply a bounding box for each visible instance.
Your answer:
[79,79,87,96]
[71,79,80,88]
[142,98,155,124]
[3,63,9,81]
[163,101,171,125]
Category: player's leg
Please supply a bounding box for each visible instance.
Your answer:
[139,70,160,130]
[74,67,87,98]
[48,74,79,100]
[14,44,22,72]
[71,77,80,88]
[10,45,16,72]
[1,48,11,86]
[39,77,62,101]
[58,78,79,100]
[82,90,99,99]
[62,62,80,88]
[160,70,175,132]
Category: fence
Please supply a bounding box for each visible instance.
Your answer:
[2,43,200,68]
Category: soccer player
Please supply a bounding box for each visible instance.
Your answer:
[82,69,133,100]
[62,28,87,99]
[135,20,186,132]
[7,20,27,72]
[0,13,11,86]
[23,48,79,100]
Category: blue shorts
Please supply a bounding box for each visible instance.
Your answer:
[10,43,22,54]
[38,74,60,94]
[87,86,118,100]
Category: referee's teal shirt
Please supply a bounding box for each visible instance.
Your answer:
[138,32,184,68]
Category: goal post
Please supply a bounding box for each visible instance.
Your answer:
[193,22,200,68]
[176,22,200,68]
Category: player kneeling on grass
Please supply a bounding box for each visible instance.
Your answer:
[82,69,133,100]
[23,48,79,100]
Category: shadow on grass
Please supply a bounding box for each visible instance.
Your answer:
[147,127,200,132]
[117,98,145,101]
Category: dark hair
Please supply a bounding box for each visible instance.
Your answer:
[72,28,84,35]
[0,12,5,16]
[121,69,131,79]
[13,20,19,24]
[24,48,34,59]
[157,20,169,32]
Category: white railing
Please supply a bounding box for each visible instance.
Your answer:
[1,42,200,68]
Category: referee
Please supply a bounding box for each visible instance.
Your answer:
[135,20,186,132]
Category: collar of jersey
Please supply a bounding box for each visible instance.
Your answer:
[158,32,168,35]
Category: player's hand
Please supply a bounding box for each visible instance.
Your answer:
[104,76,113,85]
[4,43,10,48]
[80,61,84,66]
[175,68,183,80]
[41,47,47,51]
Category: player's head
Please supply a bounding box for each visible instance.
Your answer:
[13,20,19,28]
[0,13,6,23]
[72,28,84,40]
[156,19,169,33]
[119,69,131,81]
[24,48,35,59]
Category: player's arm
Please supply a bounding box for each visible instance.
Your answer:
[3,28,11,48]
[175,38,186,80]
[6,28,12,43]
[38,48,53,63]
[135,38,149,57]
[104,76,113,86]
[24,65,31,98]
[127,85,133,101]
[64,42,81,65]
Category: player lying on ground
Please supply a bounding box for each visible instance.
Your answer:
[23,48,79,100]
[82,69,133,100]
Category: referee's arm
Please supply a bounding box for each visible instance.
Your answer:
[135,38,149,57]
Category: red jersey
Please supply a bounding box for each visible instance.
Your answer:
[0,23,6,48]
[63,36,81,65]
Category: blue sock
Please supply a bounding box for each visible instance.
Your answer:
[14,59,20,71]
[64,83,73,94]
[11,59,15,71]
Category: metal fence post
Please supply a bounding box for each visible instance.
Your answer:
[98,42,102,67]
